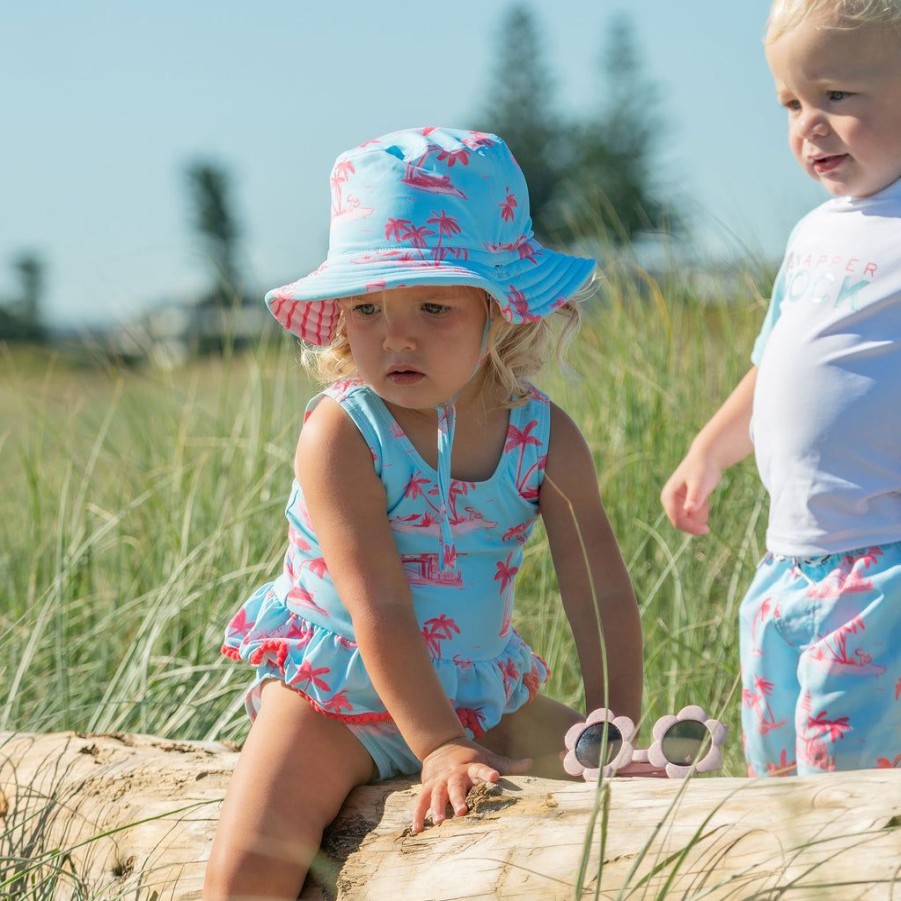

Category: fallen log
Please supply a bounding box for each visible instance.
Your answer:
[0,731,899,900]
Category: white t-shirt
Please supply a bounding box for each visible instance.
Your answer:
[751,178,901,556]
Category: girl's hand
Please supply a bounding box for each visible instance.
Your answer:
[412,738,532,833]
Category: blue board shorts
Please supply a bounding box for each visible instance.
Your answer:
[739,542,901,775]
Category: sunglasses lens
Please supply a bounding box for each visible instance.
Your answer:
[575,722,623,768]
[660,720,709,764]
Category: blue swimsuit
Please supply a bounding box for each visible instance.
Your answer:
[222,378,551,776]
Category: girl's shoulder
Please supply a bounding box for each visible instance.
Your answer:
[320,376,369,404]
[514,382,551,415]
[303,378,388,475]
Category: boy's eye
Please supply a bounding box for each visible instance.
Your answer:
[827,90,848,102]
[784,98,801,111]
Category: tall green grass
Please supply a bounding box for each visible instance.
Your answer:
[0,265,769,775]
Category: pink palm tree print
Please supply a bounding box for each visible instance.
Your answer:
[498,658,520,698]
[743,675,788,735]
[765,748,796,776]
[290,660,331,693]
[748,595,774,656]
[436,147,470,167]
[799,707,850,771]
[421,614,460,657]
[804,547,882,598]
[494,551,518,594]
[505,419,541,495]
[499,187,517,222]
[456,706,488,740]
[806,616,887,676]
[323,691,354,716]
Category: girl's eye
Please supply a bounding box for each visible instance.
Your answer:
[422,302,451,315]
[351,302,379,316]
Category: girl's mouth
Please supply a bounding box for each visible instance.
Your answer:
[387,368,425,384]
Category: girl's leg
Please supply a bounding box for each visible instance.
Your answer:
[481,694,582,778]
[203,680,376,901]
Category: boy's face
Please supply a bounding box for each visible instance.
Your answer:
[766,16,901,198]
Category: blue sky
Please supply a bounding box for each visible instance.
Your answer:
[2,1,828,328]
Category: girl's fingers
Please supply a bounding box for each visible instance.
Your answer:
[430,783,450,824]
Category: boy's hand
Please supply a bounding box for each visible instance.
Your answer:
[660,453,723,535]
[413,738,532,833]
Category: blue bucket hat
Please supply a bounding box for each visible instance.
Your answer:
[266,126,596,344]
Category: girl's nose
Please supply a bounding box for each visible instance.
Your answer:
[382,313,416,350]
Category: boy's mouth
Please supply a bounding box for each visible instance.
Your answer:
[810,153,848,174]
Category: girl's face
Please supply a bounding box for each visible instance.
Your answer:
[341,285,489,412]
[766,16,901,198]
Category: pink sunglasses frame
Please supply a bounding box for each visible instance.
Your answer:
[563,704,728,780]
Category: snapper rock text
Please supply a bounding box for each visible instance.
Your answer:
[783,252,878,312]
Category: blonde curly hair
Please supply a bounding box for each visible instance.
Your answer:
[766,0,901,41]
[300,286,584,407]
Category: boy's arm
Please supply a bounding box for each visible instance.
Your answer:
[660,366,757,535]
[540,403,643,722]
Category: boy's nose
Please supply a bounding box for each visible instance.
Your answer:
[798,110,829,140]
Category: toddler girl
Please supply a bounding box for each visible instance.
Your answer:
[204,126,644,899]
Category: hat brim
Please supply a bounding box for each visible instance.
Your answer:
[265,246,597,345]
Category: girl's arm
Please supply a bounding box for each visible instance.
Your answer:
[540,403,643,722]
[660,366,757,536]
[297,399,529,831]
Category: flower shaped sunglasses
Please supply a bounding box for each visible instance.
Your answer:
[563,705,727,779]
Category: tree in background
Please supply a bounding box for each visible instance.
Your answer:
[476,5,562,242]
[0,252,46,341]
[557,12,681,243]
[185,161,244,307]
[477,6,681,246]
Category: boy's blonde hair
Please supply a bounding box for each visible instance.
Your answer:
[301,287,583,407]
[767,0,901,41]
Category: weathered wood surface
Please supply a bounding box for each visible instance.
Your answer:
[1,731,899,900]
